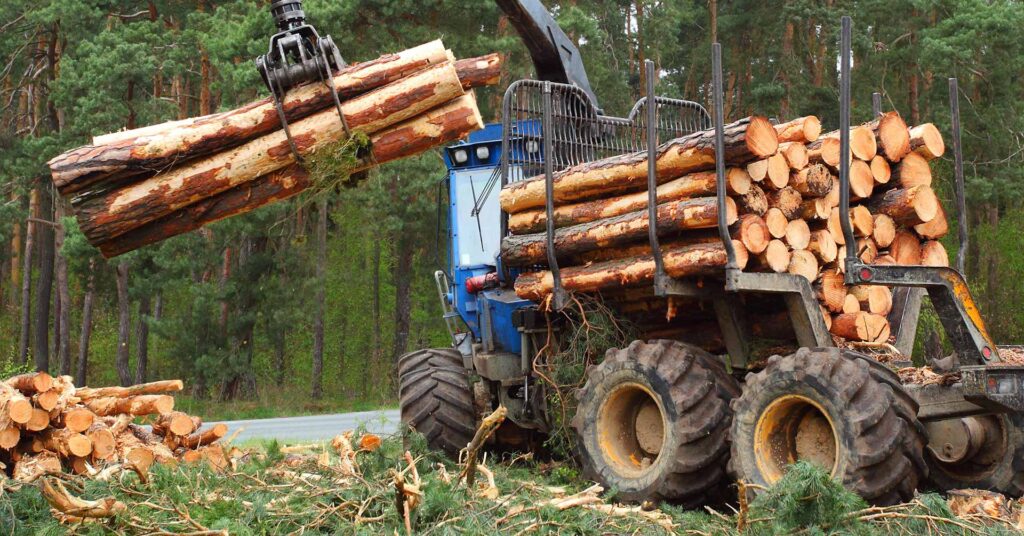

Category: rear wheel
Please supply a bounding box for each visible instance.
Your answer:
[398,348,477,457]
[925,412,1024,497]
[571,340,740,505]
[730,348,927,505]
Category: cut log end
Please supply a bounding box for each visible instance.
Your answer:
[764,208,788,239]
[910,123,945,159]
[747,116,782,157]
[784,219,811,250]
[756,239,791,273]
[787,250,819,283]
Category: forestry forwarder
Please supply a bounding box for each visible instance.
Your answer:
[391,7,1024,505]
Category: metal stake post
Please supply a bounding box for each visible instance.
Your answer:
[837,17,858,276]
[949,78,969,276]
[644,60,670,296]
[542,82,566,310]
[712,43,739,272]
[872,92,882,117]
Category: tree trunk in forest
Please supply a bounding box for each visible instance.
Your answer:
[75,264,95,387]
[17,191,37,365]
[273,333,287,388]
[115,262,132,386]
[392,234,415,368]
[55,209,71,376]
[311,200,327,400]
[372,241,382,358]
[986,204,999,319]
[134,294,151,384]
[34,186,55,372]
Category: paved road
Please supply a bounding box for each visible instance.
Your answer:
[212,409,401,444]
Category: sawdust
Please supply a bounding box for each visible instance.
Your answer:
[897,366,960,386]
[997,346,1024,365]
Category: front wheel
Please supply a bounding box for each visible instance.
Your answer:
[925,412,1024,497]
[398,348,477,457]
[730,347,927,505]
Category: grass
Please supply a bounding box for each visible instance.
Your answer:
[2,434,1019,535]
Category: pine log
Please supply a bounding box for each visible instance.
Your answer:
[737,184,769,216]
[822,126,877,161]
[914,203,949,240]
[7,372,53,394]
[83,395,174,417]
[808,229,838,264]
[499,116,778,213]
[25,408,51,432]
[764,207,788,238]
[34,389,61,411]
[0,426,19,449]
[61,407,96,433]
[807,137,841,168]
[766,187,802,219]
[774,116,821,143]
[817,270,848,313]
[755,239,791,273]
[827,205,873,244]
[568,235,721,266]
[892,152,932,188]
[765,153,790,189]
[824,177,841,208]
[909,123,945,159]
[868,112,911,162]
[849,159,875,200]
[0,383,34,424]
[830,312,891,343]
[733,214,771,255]
[747,158,769,182]
[799,198,831,221]
[789,164,833,198]
[867,185,938,226]
[96,94,483,257]
[181,423,228,449]
[500,197,736,265]
[874,254,897,265]
[74,62,466,245]
[86,422,117,461]
[506,170,743,235]
[921,241,950,267]
[784,219,811,250]
[788,250,819,282]
[513,242,745,301]
[850,285,893,315]
[870,155,891,185]
[854,237,879,264]
[779,142,809,170]
[39,428,93,458]
[74,379,183,400]
[821,305,833,331]
[13,451,62,483]
[872,214,896,248]
[48,41,457,194]
[842,294,861,314]
[116,431,156,475]
[152,412,196,437]
[890,230,923,265]
[452,53,504,90]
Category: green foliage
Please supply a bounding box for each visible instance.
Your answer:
[746,462,872,535]
[305,131,373,193]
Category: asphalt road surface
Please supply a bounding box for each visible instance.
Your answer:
[212,408,401,444]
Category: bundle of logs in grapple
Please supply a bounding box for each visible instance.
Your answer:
[0,372,227,482]
[499,112,949,345]
[47,41,502,258]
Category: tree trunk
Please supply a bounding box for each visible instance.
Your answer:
[392,235,415,366]
[8,193,21,307]
[18,190,36,365]
[134,294,151,384]
[55,208,71,376]
[93,95,483,258]
[115,262,132,386]
[34,186,55,372]
[75,263,95,387]
[311,200,327,400]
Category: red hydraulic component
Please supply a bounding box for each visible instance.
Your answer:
[466,272,499,294]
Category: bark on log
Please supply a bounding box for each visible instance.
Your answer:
[866,185,938,226]
[914,203,949,240]
[909,123,945,159]
[830,312,891,343]
[868,112,911,162]
[789,164,832,198]
[872,214,896,248]
[500,197,736,265]
[784,219,811,250]
[74,62,466,245]
[766,187,802,219]
[921,240,950,267]
[49,42,459,194]
[7,372,53,394]
[506,170,743,235]
[452,53,504,91]
[737,184,769,216]
[764,207,788,238]
[96,95,483,257]
[892,152,932,189]
[773,116,821,143]
[181,423,228,449]
[513,242,745,301]
[83,395,174,417]
[870,155,891,185]
[807,229,838,263]
[499,116,778,213]
[74,379,183,400]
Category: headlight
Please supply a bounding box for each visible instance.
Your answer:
[525,140,540,154]
[475,146,490,161]
[987,375,1018,395]
[453,149,469,164]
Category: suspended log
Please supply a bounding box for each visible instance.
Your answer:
[569,235,721,265]
[506,170,746,235]
[499,116,779,213]
[892,152,932,189]
[830,312,891,343]
[74,380,184,400]
[909,123,945,160]
[785,219,811,250]
[779,142,809,170]
[817,270,848,313]
[867,185,938,226]
[914,204,949,240]
[868,112,911,162]
[754,239,791,273]
[764,207,788,238]
[807,229,838,264]
[870,155,891,185]
[850,285,893,315]
[872,214,896,248]
[500,197,736,265]
[921,241,950,267]
[74,62,466,245]
[766,187,802,219]
[97,95,484,257]
[737,184,769,216]
[83,395,174,417]
[773,116,821,143]
[513,242,746,301]
[788,250,819,282]
[789,164,832,198]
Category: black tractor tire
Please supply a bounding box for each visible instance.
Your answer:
[571,340,741,505]
[926,412,1024,497]
[730,347,928,505]
[398,348,477,457]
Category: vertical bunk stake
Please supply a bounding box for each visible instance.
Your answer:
[837,16,858,277]
[645,60,669,296]
[872,92,882,117]
[949,78,969,276]
[542,82,566,310]
[712,43,738,277]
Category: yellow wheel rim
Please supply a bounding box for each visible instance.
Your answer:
[754,394,840,484]
[596,382,667,478]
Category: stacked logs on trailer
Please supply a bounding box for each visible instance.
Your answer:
[47,40,502,258]
[499,113,950,346]
[0,372,229,483]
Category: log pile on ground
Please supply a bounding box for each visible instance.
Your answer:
[0,372,226,482]
[500,112,950,346]
[47,40,500,258]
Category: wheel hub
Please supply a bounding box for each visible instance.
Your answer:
[754,395,839,483]
[597,383,667,476]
